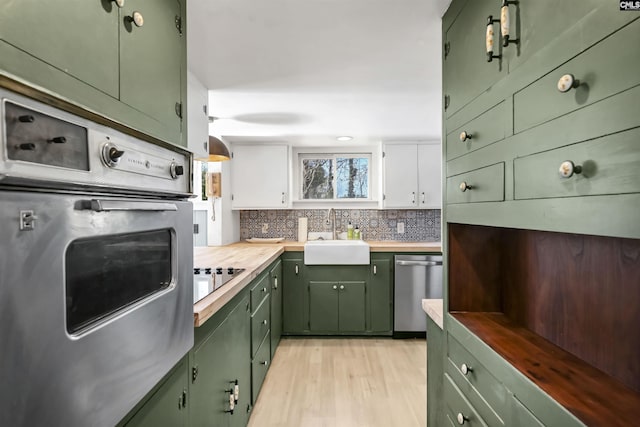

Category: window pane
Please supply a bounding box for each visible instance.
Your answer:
[302,158,334,199]
[336,157,368,199]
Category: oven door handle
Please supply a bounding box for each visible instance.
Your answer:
[90,200,178,212]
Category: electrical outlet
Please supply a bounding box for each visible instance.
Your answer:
[397,222,405,234]
[261,223,269,234]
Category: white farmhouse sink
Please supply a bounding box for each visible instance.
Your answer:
[304,240,370,265]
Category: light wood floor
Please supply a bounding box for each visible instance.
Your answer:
[247,338,427,427]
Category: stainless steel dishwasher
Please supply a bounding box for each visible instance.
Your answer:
[394,254,443,338]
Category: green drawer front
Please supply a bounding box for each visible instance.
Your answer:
[514,127,640,200]
[251,295,270,358]
[447,163,505,204]
[447,334,506,427]
[444,374,488,427]
[447,102,507,160]
[251,334,271,404]
[250,274,270,312]
[511,397,545,427]
[514,19,640,133]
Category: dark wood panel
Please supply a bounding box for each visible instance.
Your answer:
[501,230,640,392]
[448,223,504,312]
[453,312,640,427]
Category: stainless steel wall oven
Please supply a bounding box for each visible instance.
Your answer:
[0,89,193,426]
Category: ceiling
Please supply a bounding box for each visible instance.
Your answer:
[187,0,451,147]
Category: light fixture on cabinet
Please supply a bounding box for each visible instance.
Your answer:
[336,136,353,142]
[208,135,230,162]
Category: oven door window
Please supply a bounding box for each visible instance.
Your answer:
[65,229,173,334]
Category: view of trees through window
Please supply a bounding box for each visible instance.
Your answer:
[302,155,369,199]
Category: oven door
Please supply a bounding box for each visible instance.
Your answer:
[0,191,193,426]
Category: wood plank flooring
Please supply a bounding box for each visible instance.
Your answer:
[247,338,427,427]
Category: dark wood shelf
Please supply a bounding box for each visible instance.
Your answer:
[452,312,640,427]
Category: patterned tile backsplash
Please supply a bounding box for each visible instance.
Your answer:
[240,209,441,242]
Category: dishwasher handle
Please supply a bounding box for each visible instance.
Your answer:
[395,260,442,267]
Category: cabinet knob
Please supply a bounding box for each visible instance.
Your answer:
[340,285,345,290]
[112,0,125,7]
[262,287,267,293]
[459,131,472,142]
[459,181,473,192]
[557,74,580,93]
[262,319,268,325]
[333,285,338,290]
[559,160,582,178]
[127,11,144,27]
[460,363,473,375]
[260,360,269,366]
[457,412,468,425]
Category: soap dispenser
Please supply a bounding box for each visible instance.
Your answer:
[347,221,354,240]
[354,225,361,240]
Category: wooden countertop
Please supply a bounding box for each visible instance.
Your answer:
[422,299,443,330]
[193,241,441,327]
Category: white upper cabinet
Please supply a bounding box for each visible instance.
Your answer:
[383,143,441,209]
[231,144,289,209]
[187,71,209,159]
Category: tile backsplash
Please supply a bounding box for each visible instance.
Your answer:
[240,209,441,242]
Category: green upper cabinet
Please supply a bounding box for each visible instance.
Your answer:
[0,0,119,98]
[120,0,183,142]
[444,0,505,117]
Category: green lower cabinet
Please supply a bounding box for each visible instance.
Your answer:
[269,260,283,358]
[121,356,189,427]
[191,296,251,427]
[282,256,306,334]
[308,280,366,333]
[426,316,444,427]
[369,256,392,332]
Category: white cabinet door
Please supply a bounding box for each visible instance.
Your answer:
[187,71,209,159]
[383,144,419,208]
[231,144,289,209]
[417,144,442,209]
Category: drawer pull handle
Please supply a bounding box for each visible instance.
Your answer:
[557,74,580,93]
[273,277,278,289]
[559,160,582,178]
[486,15,501,62]
[233,380,240,404]
[262,319,268,325]
[421,192,425,204]
[459,181,473,192]
[501,1,519,47]
[459,131,473,142]
[411,191,416,204]
[295,264,299,275]
[460,363,473,375]
[260,360,269,366]
[457,412,468,425]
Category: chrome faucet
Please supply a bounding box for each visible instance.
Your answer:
[327,208,336,240]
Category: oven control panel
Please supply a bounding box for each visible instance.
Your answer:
[0,90,191,196]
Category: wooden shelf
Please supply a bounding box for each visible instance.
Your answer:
[452,312,640,427]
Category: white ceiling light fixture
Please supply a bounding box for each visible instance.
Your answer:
[336,136,353,142]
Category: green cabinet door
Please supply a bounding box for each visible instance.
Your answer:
[120,0,182,141]
[369,257,392,332]
[427,317,444,427]
[282,257,306,333]
[338,281,366,332]
[444,0,505,117]
[191,296,251,427]
[122,356,189,427]
[0,0,120,98]
[309,281,339,332]
[270,259,283,358]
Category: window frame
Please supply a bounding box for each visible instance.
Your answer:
[298,152,373,202]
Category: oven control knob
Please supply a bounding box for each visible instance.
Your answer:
[228,268,235,275]
[102,143,125,167]
[170,162,184,179]
[216,267,223,275]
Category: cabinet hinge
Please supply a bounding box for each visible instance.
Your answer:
[382,151,385,158]
[192,365,199,383]
[231,151,234,159]
[175,102,183,119]
[444,42,450,59]
[175,15,183,36]
[444,95,450,111]
[231,194,234,201]
[383,194,386,200]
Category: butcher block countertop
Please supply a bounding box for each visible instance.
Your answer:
[193,241,441,327]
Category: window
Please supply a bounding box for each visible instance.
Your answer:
[300,154,370,200]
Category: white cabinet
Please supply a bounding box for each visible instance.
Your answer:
[187,71,209,159]
[231,144,289,209]
[383,143,441,209]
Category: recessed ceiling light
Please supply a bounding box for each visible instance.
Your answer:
[337,136,353,141]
